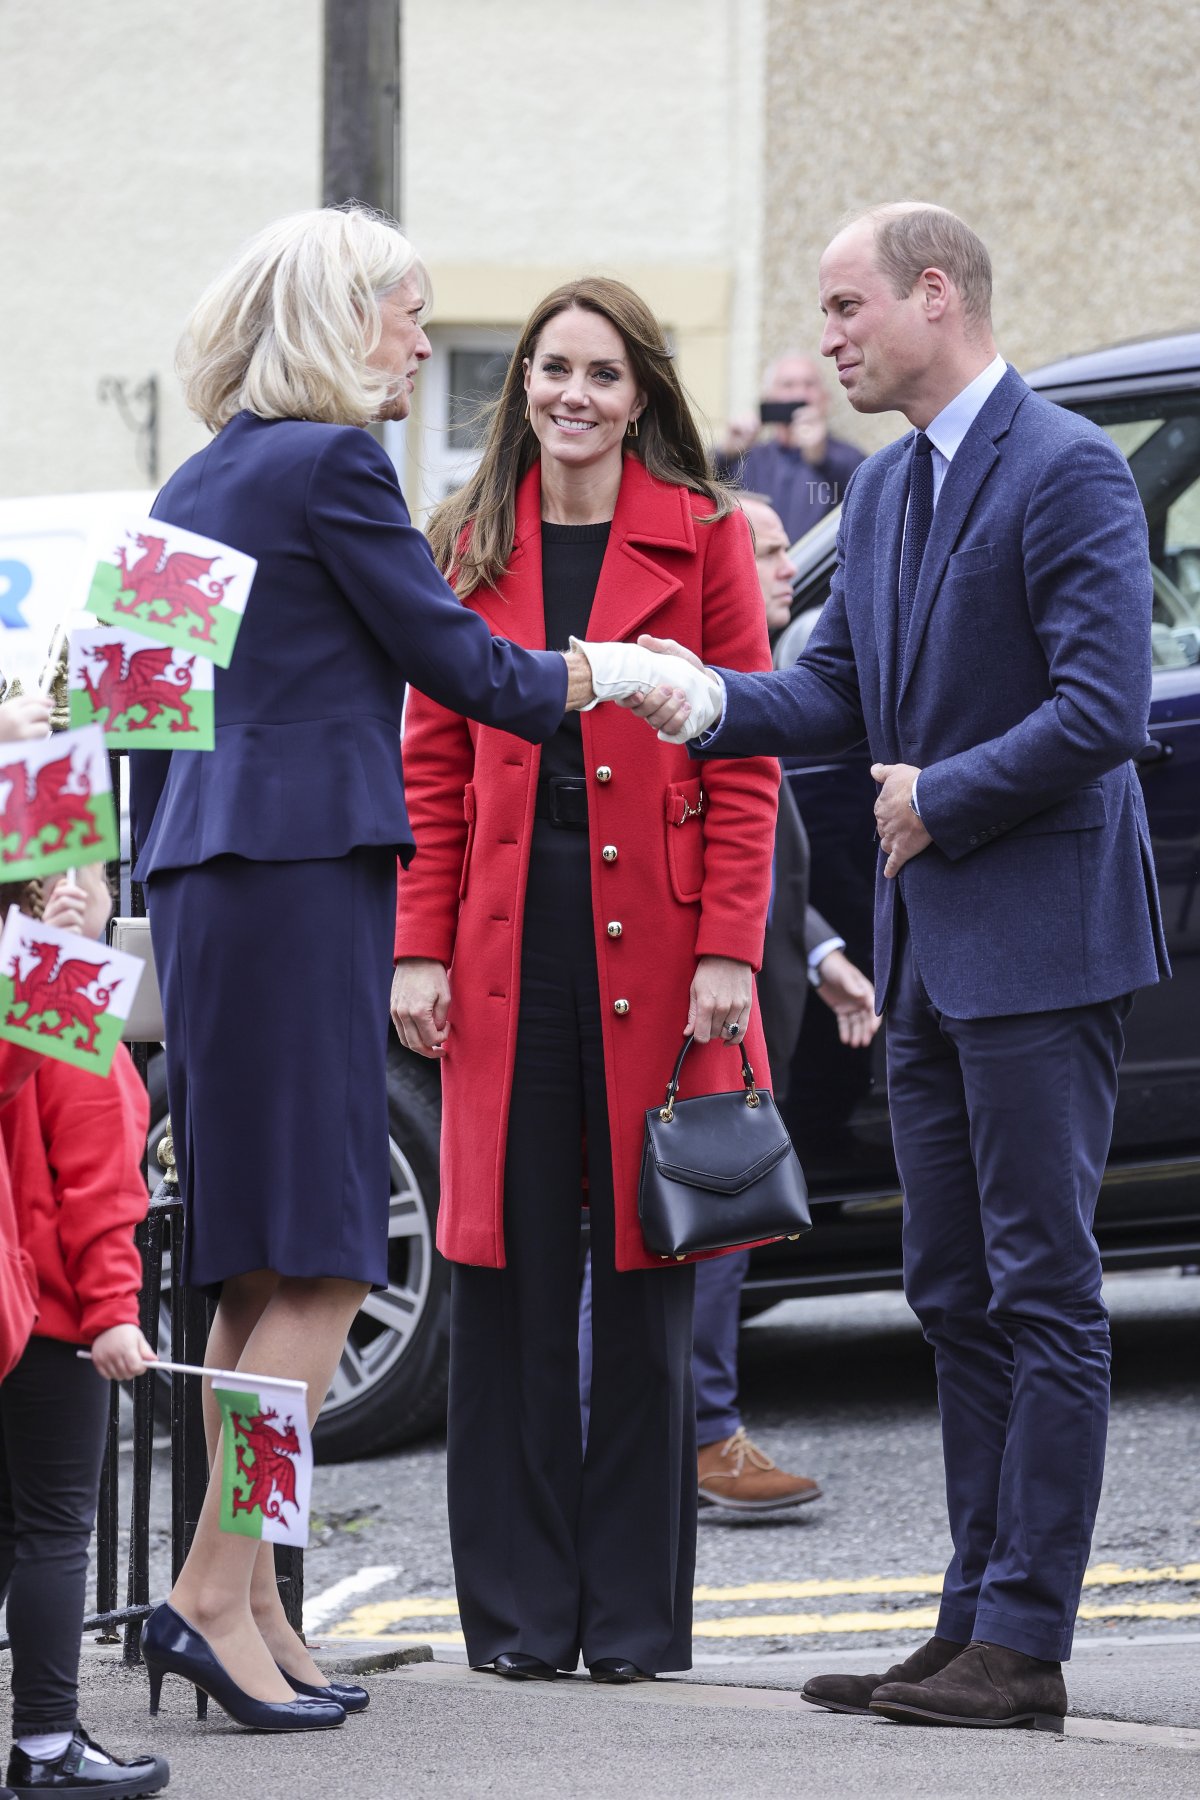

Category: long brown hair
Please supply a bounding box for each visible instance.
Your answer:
[427,276,734,597]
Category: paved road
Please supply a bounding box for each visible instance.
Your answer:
[297,1269,1200,1679]
[69,1640,1200,1800]
[43,1267,1200,1794]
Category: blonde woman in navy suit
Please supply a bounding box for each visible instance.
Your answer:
[132,208,602,1732]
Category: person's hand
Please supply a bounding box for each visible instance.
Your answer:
[41,876,87,935]
[614,634,710,738]
[688,956,753,1045]
[91,1324,157,1381]
[572,637,720,742]
[871,762,932,879]
[391,958,451,1058]
[813,948,880,1048]
[720,414,760,459]
[0,695,52,741]
[788,407,830,467]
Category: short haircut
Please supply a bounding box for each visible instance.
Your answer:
[179,205,432,431]
[854,203,992,329]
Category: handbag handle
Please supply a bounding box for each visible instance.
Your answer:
[659,1032,760,1123]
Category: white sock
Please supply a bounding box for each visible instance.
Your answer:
[16,1730,74,1760]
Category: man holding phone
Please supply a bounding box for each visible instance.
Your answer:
[715,351,865,543]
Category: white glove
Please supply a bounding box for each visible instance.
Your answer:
[569,637,723,742]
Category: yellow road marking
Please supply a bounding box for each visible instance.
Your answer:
[693,1601,1200,1639]
[332,1596,1200,1649]
[692,1562,1200,1604]
[325,1561,1200,1638]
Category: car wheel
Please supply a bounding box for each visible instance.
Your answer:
[144,1044,450,1463]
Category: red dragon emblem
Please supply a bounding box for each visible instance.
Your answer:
[82,642,196,733]
[111,532,233,645]
[230,1407,301,1523]
[5,936,120,1055]
[0,752,104,862]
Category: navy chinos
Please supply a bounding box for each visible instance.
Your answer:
[887,913,1130,1662]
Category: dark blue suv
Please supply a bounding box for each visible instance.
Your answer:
[751,329,1200,1307]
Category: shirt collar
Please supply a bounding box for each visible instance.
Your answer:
[924,353,1007,465]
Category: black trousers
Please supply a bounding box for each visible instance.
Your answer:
[447,823,697,1674]
[0,1336,111,1734]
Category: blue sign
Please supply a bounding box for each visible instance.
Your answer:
[0,561,32,630]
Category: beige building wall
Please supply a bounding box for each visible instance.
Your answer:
[1,0,763,505]
[398,0,766,515]
[0,0,322,497]
[762,0,1200,454]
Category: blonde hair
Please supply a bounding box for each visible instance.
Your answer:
[179,205,432,431]
[428,277,734,598]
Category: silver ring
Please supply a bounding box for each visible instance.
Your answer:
[724,1022,740,1038]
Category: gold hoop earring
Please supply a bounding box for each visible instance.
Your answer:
[626,416,640,438]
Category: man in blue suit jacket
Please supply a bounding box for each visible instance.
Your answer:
[633,204,1168,1727]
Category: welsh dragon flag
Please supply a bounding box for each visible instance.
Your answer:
[214,1375,313,1548]
[0,905,145,1077]
[85,518,256,671]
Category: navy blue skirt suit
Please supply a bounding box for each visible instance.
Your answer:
[129,413,567,1291]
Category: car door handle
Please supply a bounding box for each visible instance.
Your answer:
[1135,739,1173,765]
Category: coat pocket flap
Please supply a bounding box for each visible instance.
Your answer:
[665,777,705,827]
[1010,783,1107,837]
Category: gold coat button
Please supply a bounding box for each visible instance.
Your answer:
[613,998,630,1016]
[601,844,618,863]
[606,921,623,938]
[596,765,612,783]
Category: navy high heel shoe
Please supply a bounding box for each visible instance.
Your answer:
[278,1664,370,1713]
[141,1602,346,1732]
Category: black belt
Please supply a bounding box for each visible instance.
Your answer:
[534,775,589,829]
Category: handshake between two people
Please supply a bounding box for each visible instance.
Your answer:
[566,635,718,742]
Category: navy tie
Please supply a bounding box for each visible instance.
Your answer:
[898,431,934,658]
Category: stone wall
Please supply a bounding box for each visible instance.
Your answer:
[761,0,1200,451]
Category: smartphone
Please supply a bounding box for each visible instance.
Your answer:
[760,399,807,424]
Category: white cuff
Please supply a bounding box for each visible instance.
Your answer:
[807,936,846,975]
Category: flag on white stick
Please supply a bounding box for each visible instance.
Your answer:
[213,1374,313,1548]
[72,1351,312,1545]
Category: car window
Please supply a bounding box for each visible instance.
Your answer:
[1080,397,1200,669]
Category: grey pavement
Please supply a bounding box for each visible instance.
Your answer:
[63,1637,1200,1799]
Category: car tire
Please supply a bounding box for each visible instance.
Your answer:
[144,1043,450,1463]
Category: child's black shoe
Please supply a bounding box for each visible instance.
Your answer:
[6,1727,168,1796]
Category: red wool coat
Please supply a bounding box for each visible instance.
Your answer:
[395,456,779,1271]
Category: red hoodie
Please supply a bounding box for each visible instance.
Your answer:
[0,1042,39,1376]
[1,1046,148,1345]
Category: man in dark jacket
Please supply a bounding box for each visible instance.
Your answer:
[715,354,864,542]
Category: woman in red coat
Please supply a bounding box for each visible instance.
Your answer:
[392,277,778,1682]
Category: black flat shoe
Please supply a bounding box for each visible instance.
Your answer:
[488,1653,559,1681]
[588,1659,655,1684]
[141,1602,345,1732]
[279,1669,370,1713]
[5,1726,168,1796]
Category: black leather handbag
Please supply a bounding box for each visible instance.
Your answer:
[638,1035,811,1260]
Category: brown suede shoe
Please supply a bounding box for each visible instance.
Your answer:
[697,1428,821,1513]
[869,1639,1068,1727]
[802,1635,963,1715]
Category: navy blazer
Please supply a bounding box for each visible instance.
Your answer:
[702,368,1169,1018]
[129,413,567,877]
